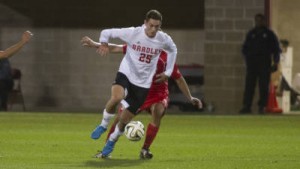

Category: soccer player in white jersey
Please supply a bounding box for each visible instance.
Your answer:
[90,9,177,158]
[81,36,202,159]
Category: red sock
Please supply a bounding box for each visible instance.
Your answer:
[106,125,115,142]
[142,123,159,150]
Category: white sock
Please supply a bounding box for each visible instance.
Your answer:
[109,124,123,142]
[100,109,114,128]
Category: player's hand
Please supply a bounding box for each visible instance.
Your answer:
[155,73,168,83]
[190,97,203,109]
[81,36,98,48]
[97,42,109,56]
[22,31,33,43]
[81,36,93,47]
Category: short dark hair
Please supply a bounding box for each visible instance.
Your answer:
[145,9,162,22]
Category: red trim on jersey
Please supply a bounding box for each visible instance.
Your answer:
[123,45,127,54]
[171,64,182,80]
[122,45,182,112]
[139,51,182,112]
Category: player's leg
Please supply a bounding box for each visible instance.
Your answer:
[91,72,129,140]
[140,102,166,159]
[105,85,125,113]
[105,104,123,141]
[258,69,271,113]
[240,67,258,113]
[91,84,124,139]
[97,109,135,158]
[96,84,149,158]
[106,108,137,143]
[151,102,166,127]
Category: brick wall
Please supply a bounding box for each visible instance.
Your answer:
[1,0,268,113]
[204,0,264,114]
[1,3,204,112]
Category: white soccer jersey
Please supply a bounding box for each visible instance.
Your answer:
[99,25,177,88]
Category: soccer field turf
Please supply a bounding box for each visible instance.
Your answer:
[0,112,299,169]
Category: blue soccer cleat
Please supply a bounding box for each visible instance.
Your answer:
[91,125,107,140]
[95,140,116,158]
[94,151,111,159]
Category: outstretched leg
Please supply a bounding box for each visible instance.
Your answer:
[96,108,135,158]
[140,102,165,159]
[91,85,124,140]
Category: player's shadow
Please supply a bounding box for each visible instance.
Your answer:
[85,158,147,168]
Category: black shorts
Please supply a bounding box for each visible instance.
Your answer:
[113,72,149,115]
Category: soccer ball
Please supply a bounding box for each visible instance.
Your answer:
[124,121,145,141]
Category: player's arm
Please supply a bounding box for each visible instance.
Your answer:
[81,36,100,48]
[98,27,134,56]
[155,35,177,83]
[175,76,203,109]
[0,31,33,59]
[270,31,282,71]
[81,36,124,53]
[171,65,202,109]
[108,44,124,53]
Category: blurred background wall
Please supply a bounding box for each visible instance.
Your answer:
[1,0,297,113]
[0,0,204,112]
[271,0,300,76]
[204,0,264,113]
[204,0,300,114]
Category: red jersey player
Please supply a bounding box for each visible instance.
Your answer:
[81,36,202,159]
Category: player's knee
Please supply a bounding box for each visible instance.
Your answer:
[153,106,165,118]
[110,95,123,104]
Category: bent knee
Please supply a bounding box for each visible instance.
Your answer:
[110,95,124,103]
[153,105,166,117]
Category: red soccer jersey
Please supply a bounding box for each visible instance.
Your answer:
[139,51,182,111]
[123,46,182,111]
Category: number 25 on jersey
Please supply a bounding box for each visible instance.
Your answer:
[139,53,152,64]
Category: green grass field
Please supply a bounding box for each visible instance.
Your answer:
[0,112,300,169]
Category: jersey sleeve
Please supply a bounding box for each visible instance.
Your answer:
[170,64,182,80]
[99,27,135,44]
[163,34,177,77]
